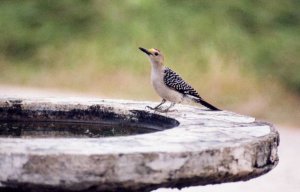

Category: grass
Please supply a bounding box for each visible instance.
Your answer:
[0,0,299,126]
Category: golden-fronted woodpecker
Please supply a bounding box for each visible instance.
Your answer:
[139,47,220,112]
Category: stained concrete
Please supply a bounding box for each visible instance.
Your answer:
[0,97,279,192]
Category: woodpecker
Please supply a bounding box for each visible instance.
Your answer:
[139,47,220,112]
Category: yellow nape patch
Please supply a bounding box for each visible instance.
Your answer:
[148,48,158,53]
[148,48,160,53]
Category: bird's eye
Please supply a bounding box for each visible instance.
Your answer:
[154,52,159,56]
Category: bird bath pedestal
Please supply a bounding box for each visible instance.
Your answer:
[0,97,279,192]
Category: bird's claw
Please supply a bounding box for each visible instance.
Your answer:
[146,106,165,113]
[157,108,178,113]
[146,106,155,110]
[145,104,177,113]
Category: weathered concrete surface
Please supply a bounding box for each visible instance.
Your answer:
[0,97,279,192]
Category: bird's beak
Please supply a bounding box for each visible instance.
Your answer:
[139,47,151,55]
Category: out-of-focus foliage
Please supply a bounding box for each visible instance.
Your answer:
[0,0,299,92]
[0,0,96,58]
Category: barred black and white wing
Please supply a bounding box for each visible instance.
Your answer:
[163,67,201,99]
[163,67,220,111]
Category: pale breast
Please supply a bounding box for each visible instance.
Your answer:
[151,69,183,103]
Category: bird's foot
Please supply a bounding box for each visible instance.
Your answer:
[146,106,155,110]
[154,107,177,113]
[146,106,177,113]
[146,105,161,111]
[146,106,166,113]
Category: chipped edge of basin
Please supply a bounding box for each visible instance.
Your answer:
[0,97,279,192]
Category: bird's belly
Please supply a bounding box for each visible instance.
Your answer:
[152,81,183,103]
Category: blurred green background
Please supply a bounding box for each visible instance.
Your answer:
[0,0,299,126]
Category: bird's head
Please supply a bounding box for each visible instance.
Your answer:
[139,47,164,66]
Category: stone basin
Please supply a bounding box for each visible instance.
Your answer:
[0,97,279,192]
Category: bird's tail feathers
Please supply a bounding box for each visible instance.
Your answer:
[194,98,221,111]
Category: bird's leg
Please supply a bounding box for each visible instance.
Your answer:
[161,102,176,113]
[146,99,166,111]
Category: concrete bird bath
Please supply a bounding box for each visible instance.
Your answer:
[0,97,279,192]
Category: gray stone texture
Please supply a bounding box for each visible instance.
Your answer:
[0,97,279,192]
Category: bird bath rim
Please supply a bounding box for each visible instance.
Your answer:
[0,97,279,192]
[0,98,179,139]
